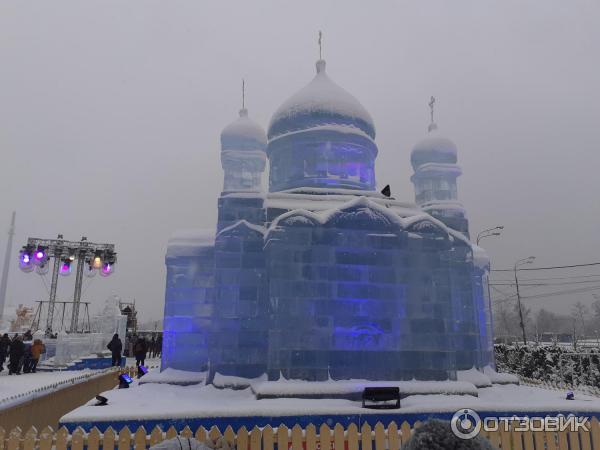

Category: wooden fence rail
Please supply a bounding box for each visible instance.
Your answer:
[2,417,600,450]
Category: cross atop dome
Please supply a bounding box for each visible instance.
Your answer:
[428,96,438,132]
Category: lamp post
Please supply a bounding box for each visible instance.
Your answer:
[514,256,536,345]
[476,226,504,246]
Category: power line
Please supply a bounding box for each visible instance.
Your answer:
[491,262,600,272]
[491,273,600,282]
[490,279,600,287]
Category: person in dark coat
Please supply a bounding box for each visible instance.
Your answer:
[150,335,156,358]
[107,333,123,367]
[8,335,25,375]
[155,334,162,358]
[134,337,147,367]
[0,333,10,372]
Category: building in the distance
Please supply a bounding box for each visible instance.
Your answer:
[162,57,493,382]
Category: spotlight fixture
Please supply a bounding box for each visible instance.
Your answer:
[94,395,108,406]
[100,262,114,277]
[33,247,48,265]
[380,185,391,198]
[59,259,72,276]
[362,387,400,409]
[19,247,34,272]
[92,251,103,269]
[118,373,133,389]
[137,365,149,379]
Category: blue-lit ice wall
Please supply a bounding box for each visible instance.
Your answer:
[162,231,215,372]
[265,200,484,381]
[210,221,269,378]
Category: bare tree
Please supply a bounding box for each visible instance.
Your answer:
[571,301,589,338]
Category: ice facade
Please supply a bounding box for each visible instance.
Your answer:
[162,58,494,381]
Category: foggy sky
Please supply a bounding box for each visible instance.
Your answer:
[1,0,599,323]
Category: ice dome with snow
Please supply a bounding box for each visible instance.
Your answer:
[162,58,493,383]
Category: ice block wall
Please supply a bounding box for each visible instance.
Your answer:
[162,230,215,372]
[210,220,269,378]
[265,197,483,381]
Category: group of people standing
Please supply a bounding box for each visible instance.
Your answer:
[107,333,162,367]
[0,331,46,375]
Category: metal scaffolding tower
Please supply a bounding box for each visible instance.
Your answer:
[19,235,116,333]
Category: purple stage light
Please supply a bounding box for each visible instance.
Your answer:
[100,262,113,276]
[22,254,30,264]
[59,261,71,275]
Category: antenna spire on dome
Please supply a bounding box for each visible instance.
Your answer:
[428,96,438,132]
[318,31,323,60]
[239,79,248,117]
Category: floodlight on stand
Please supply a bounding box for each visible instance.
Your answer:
[118,373,133,389]
[59,259,72,276]
[94,395,108,406]
[137,365,148,379]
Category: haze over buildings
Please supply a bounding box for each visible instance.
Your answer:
[0,1,599,321]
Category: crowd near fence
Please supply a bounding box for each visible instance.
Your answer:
[2,418,600,450]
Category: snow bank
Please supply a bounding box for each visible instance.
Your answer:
[212,373,268,390]
[253,379,478,399]
[483,365,520,385]
[457,368,493,388]
[139,368,207,386]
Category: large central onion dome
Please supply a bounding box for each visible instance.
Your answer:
[267,60,378,192]
[268,60,375,140]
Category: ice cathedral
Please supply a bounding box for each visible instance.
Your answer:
[162,56,494,382]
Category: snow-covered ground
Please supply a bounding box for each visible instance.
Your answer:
[61,379,600,427]
[0,369,103,411]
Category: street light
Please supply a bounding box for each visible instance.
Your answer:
[476,226,504,246]
[514,256,536,345]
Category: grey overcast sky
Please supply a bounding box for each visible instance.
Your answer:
[1,1,599,322]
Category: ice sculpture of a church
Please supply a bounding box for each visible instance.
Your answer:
[162,57,493,382]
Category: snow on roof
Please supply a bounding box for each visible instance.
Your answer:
[268,124,375,145]
[412,162,462,177]
[216,220,266,238]
[411,128,458,168]
[166,229,215,258]
[221,109,267,151]
[471,244,491,270]
[268,60,375,140]
[268,196,454,240]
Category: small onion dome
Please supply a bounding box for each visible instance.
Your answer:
[268,59,375,140]
[410,123,458,170]
[220,108,267,152]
